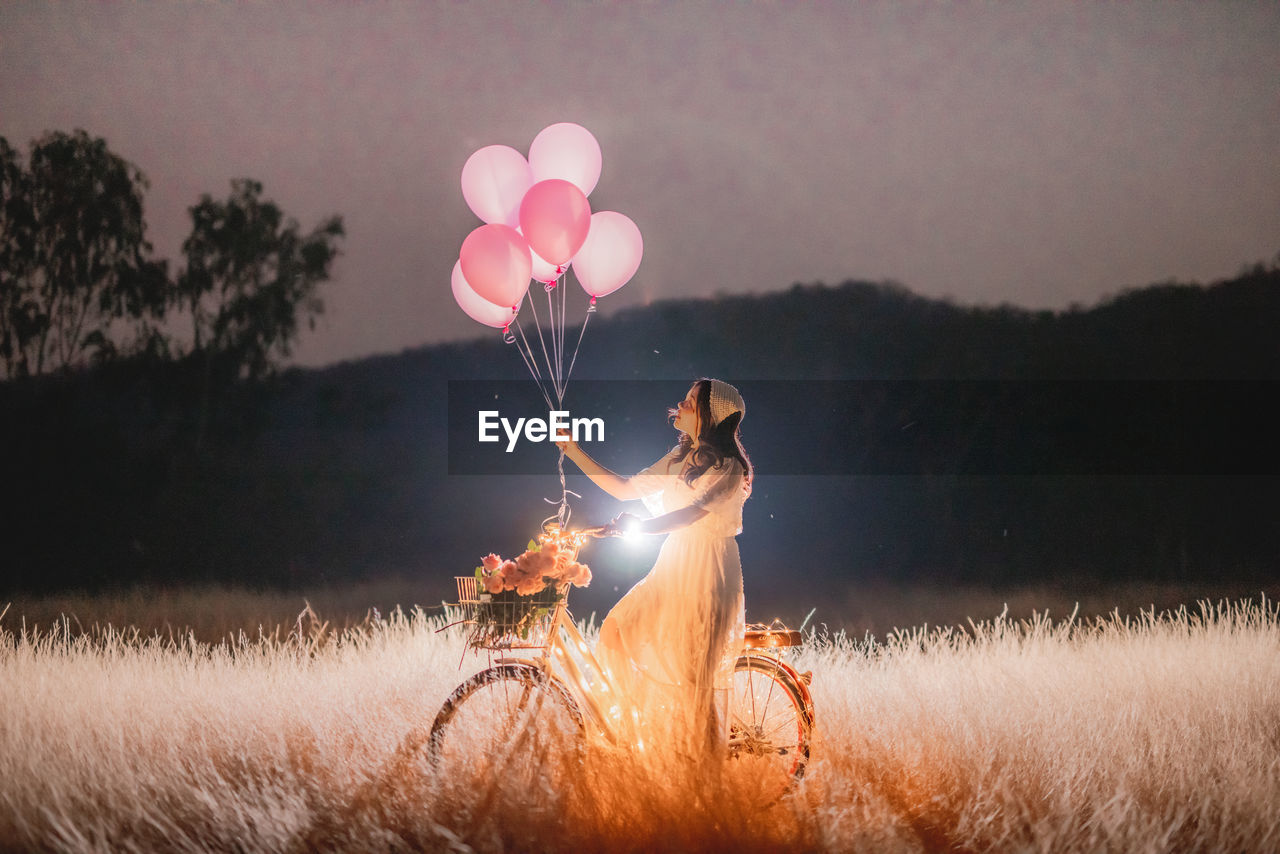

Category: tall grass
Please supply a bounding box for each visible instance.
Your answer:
[2,593,1278,852]
[7,577,1269,643]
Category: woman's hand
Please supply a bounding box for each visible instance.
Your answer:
[555,437,580,458]
[605,512,642,537]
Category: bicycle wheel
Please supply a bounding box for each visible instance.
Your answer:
[728,655,812,786]
[425,663,585,782]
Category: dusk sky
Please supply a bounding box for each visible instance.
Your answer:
[2,2,1277,369]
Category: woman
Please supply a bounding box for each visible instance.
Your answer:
[557,378,752,753]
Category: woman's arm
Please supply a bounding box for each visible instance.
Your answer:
[614,458,740,534]
[556,439,642,500]
[627,505,708,535]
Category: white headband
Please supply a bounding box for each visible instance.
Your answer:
[708,379,744,426]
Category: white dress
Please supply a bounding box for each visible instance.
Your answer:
[597,447,750,751]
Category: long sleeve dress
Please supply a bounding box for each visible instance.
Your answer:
[596,447,751,752]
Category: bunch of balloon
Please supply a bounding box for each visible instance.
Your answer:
[452,122,644,525]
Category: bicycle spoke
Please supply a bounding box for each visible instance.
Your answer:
[762,667,778,712]
[760,716,800,743]
[731,708,799,752]
[754,694,799,733]
[426,665,585,782]
[729,657,811,789]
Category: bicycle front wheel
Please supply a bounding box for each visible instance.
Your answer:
[426,663,585,782]
[728,655,813,786]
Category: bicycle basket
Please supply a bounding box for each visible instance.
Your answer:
[455,577,565,649]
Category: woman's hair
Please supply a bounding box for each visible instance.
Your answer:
[669,379,753,486]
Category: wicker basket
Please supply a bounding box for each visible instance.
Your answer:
[455,576,565,649]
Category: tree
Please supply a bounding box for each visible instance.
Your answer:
[0,137,38,378]
[173,179,343,447]
[0,130,168,379]
[177,178,344,382]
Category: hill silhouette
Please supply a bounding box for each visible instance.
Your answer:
[2,265,1277,606]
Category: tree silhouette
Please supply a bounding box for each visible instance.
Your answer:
[176,178,344,381]
[0,130,167,378]
[0,137,38,377]
[174,178,344,446]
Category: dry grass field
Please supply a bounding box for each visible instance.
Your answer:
[2,583,1279,853]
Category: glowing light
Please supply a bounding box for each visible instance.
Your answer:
[537,522,595,554]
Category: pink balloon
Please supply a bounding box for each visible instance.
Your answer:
[518,179,591,266]
[459,224,532,308]
[451,260,519,328]
[529,123,602,196]
[530,244,562,284]
[572,211,643,298]
[460,145,534,227]
[515,226,563,283]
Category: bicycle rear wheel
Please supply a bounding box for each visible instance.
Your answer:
[426,663,585,783]
[728,655,812,788]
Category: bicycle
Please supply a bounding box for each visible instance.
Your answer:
[421,523,816,797]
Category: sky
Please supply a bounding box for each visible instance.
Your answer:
[2,1,1278,369]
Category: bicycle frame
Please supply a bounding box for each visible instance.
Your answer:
[491,599,623,742]
[483,598,817,748]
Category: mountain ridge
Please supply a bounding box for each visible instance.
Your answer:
[2,266,1277,596]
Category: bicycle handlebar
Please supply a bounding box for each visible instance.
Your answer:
[540,522,625,545]
[580,524,623,538]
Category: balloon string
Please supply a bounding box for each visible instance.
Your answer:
[546,284,562,402]
[513,319,574,529]
[510,317,541,381]
[522,274,591,530]
[552,272,578,527]
[511,318,555,411]
[554,279,563,399]
[512,322,554,412]
[541,455,581,532]
[556,275,565,398]
[559,266,569,392]
[517,305,573,527]
[554,274,562,394]
[557,274,567,400]
[564,298,594,385]
[525,290,560,404]
[509,317,540,384]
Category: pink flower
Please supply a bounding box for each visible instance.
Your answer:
[515,575,545,596]
[516,549,553,580]
[498,559,518,586]
[507,555,532,584]
[482,571,504,594]
[566,561,592,588]
[481,553,502,574]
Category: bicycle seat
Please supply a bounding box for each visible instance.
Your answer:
[743,629,803,649]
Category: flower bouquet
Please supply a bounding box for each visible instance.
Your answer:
[467,527,593,647]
